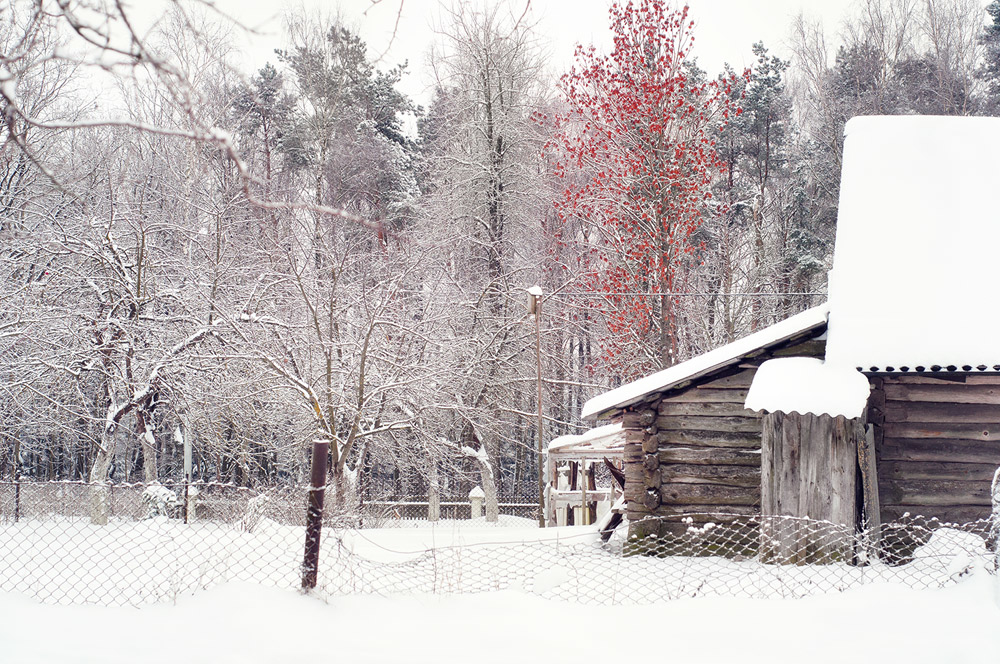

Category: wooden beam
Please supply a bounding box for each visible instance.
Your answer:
[885,401,1000,424]
[878,479,993,506]
[884,382,1000,404]
[880,437,1000,464]
[857,424,881,532]
[656,415,761,434]
[658,401,756,417]
[661,388,749,403]
[656,429,761,449]
[658,447,760,466]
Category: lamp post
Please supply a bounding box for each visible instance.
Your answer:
[528,286,544,527]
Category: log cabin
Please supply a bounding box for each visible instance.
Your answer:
[582,116,1000,551]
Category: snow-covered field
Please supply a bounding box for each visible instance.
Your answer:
[3,573,999,664]
[2,517,996,605]
[2,518,999,662]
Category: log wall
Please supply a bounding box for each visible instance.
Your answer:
[623,336,828,538]
[875,374,1000,525]
[624,368,763,537]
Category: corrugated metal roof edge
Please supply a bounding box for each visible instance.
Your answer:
[858,365,1000,373]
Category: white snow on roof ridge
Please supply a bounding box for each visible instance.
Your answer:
[745,357,871,419]
[582,303,829,420]
[547,422,624,453]
[825,115,1000,369]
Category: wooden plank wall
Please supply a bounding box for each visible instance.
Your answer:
[877,374,1000,524]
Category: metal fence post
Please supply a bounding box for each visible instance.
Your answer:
[301,440,330,590]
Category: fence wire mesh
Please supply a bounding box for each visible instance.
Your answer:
[1,481,996,606]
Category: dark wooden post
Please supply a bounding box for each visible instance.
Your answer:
[302,440,330,590]
[760,411,861,564]
[13,434,20,522]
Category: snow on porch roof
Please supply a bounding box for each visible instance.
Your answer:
[582,303,829,421]
[825,115,1000,372]
[546,422,624,456]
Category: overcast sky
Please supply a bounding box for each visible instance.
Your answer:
[204,0,861,107]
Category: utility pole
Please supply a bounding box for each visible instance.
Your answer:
[528,286,544,527]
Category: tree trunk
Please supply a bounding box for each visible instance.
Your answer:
[136,407,157,483]
[428,462,441,522]
[89,426,118,525]
[470,451,499,523]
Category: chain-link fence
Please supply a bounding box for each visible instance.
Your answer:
[1,481,996,606]
[360,500,538,525]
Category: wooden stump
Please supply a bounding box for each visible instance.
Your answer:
[760,411,862,564]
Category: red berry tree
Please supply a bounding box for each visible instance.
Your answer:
[548,1,743,379]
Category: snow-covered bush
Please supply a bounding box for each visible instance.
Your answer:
[141,483,180,519]
[239,493,271,533]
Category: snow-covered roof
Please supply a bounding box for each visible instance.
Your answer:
[582,304,829,420]
[744,358,871,419]
[546,423,624,455]
[825,115,1000,372]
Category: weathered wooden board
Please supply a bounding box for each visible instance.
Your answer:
[645,504,759,519]
[878,460,999,481]
[658,446,760,466]
[771,339,827,358]
[764,412,860,522]
[884,383,1000,404]
[660,388,749,403]
[658,482,759,506]
[696,369,756,389]
[878,479,992,506]
[883,422,1000,441]
[659,463,760,487]
[880,438,1000,464]
[656,415,761,434]
[880,504,993,525]
[885,374,1000,385]
[656,430,761,448]
[658,401,756,417]
[760,412,860,564]
[885,401,1000,423]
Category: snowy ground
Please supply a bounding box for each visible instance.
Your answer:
[3,574,999,664]
[5,516,994,605]
[3,518,999,662]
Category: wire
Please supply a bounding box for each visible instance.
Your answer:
[542,291,825,297]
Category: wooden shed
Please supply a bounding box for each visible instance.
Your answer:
[583,315,1000,542]
[581,305,830,538]
[583,116,1000,549]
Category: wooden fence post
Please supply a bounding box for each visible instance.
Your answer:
[302,440,330,590]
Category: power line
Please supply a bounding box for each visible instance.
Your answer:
[543,291,825,297]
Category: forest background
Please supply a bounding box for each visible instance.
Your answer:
[3,0,999,515]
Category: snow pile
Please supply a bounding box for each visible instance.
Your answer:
[826,115,1000,371]
[907,528,990,585]
[745,357,871,419]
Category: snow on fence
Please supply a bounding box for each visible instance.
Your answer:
[0,481,996,606]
